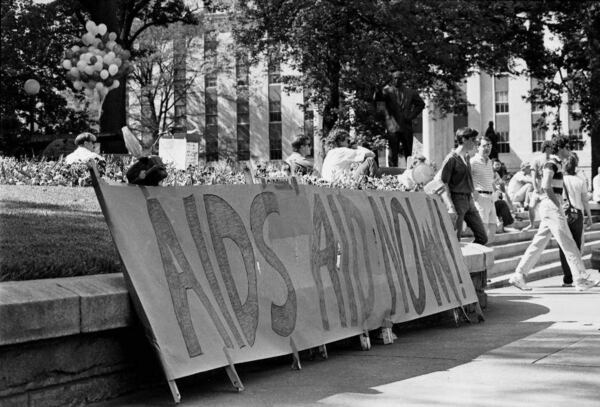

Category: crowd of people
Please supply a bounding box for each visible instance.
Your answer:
[434,128,599,292]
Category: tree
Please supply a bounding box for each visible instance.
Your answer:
[518,1,600,176]
[73,0,200,136]
[231,1,542,166]
[128,24,206,147]
[0,0,90,155]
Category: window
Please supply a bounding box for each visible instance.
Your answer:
[497,131,510,153]
[205,90,218,161]
[205,74,217,88]
[495,91,509,113]
[268,59,282,160]
[569,128,585,151]
[236,56,250,161]
[532,129,546,152]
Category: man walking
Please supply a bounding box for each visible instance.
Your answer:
[509,135,599,291]
[439,127,487,245]
[470,136,498,244]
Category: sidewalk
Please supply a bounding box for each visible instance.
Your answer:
[96,275,600,407]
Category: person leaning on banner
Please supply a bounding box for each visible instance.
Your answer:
[321,128,378,182]
[438,127,487,245]
[286,134,315,176]
[122,126,168,186]
[65,132,105,166]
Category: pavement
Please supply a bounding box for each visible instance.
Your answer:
[96,274,600,407]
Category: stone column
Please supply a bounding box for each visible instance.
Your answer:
[422,102,455,169]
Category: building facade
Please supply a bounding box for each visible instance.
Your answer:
[128,10,590,178]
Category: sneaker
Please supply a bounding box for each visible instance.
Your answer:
[562,283,573,288]
[575,279,600,292]
[509,274,532,291]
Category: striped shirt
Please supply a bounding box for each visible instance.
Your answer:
[470,153,495,192]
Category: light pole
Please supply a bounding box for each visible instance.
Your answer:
[24,79,40,135]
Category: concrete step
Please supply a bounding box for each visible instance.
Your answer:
[489,239,600,278]
[487,255,595,289]
[492,230,600,260]
[461,222,600,246]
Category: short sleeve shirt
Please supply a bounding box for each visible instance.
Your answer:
[470,153,495,192]
[440,151,473,194]
[544,156,563,195]
[321,147,370,182]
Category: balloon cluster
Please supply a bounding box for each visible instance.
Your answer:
[62,21,132,100]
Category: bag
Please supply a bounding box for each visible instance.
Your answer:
[563,183,582,224]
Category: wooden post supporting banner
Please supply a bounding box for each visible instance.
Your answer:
[223,347,244,392]
[359,330,371,351]
[290,338,302,370]
[167,380,181,404]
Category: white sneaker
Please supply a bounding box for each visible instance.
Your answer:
[575,279,600,292]
[509,274,532,291]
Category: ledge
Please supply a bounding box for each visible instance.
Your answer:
[0,246,491,347]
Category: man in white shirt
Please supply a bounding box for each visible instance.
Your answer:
[321,128,377,182]
[470,136,497,244]
[65,132,105,165]
[286,135,314,176]
[593,167,600,203]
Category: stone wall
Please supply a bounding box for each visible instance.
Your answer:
[0,243,492,406]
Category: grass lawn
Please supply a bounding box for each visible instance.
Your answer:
[0,185,123,281]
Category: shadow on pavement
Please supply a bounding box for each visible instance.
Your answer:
[99,294,554,406]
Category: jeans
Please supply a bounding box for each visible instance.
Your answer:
[451,192,488,245]
[353,157,378,180]
[559,208,583,284]
[495,199,514,226]
[516,199,586,282]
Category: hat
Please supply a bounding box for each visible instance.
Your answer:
[455,127,478,138]
[75,132,96,146]
[520,161,531,170]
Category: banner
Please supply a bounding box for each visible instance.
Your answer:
[93,179,478,381]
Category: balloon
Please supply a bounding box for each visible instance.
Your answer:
[65,50,74,59]
[84,88,94,98]
[71,45,80,53]
[108,64,118,76]
[94,61,103,71]
[84,65,95,75]
[97,42,105,51]
[82,33,94,45]
[76,60,87,71]
[108,32,117,42]
[89,56,97,65]
[100,70,109,80]
[114,58,122,67]
[106,41,116,51]
[73,80,83,90]
[113,44,122,54]
[62,59,72,70]
[85,21,97,35]
[24,79,40,95]
[69,67,80,78]
[111,79,120,89]
[80,72,89,82]
[121,50,131,60]
[97,24,107,36]
[95,82,105,92]
[104,77,114,87]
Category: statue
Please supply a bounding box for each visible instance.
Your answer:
[374,70,425,167]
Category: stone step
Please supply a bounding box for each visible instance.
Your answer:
[492,230,600,260]
[487,255,595,289]
[461,222,600,246]
[489,238,600,278]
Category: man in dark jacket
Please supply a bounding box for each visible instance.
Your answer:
[376,70,425,167]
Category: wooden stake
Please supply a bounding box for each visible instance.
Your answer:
[223,347,244,392]
[167,380,181,404]
[290,337,302,370]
